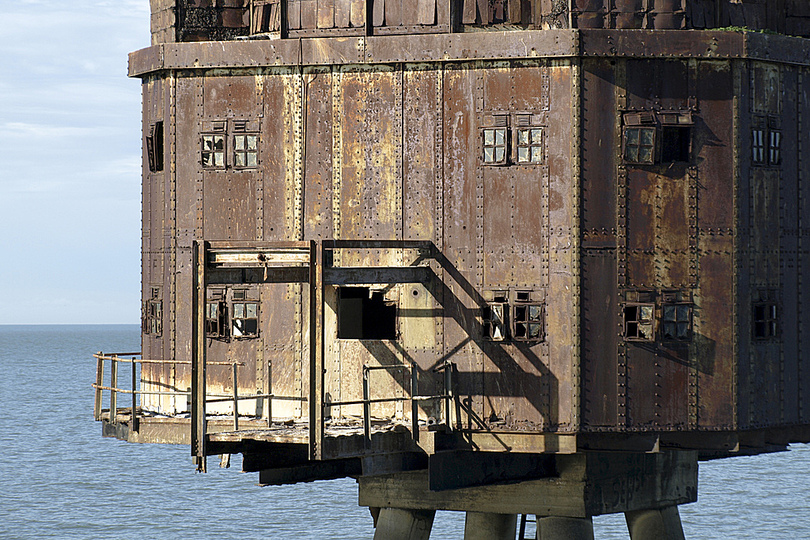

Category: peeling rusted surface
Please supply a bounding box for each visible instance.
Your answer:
[104,2,810,467]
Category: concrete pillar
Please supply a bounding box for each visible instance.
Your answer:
[625,506,686,540]
[536,516,595,540]
[463,512,517,540]
[372,508,435,540]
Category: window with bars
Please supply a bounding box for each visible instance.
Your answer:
[202,134,226,168]
[232,301,259,338]
[661,304,692,341]
[624,304,654,341]
[516,128,544,164]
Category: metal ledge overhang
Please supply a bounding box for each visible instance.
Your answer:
[128,29,810,78]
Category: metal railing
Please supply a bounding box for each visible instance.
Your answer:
[92,352,305,433]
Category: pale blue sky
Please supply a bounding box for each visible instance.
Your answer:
[0,1,150,324]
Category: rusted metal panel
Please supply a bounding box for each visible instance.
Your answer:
[262,67,299,240]
[801,67,810,425]
[364,30,577,64]
[303,67,335,240]
[581,59,617,245]
[581,251,619,428]
[781,66,800,425]
[625,344,659,428]
[579,29,745,59]
[301,37,365,65]
[625,169,656,286]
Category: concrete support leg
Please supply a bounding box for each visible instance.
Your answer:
[536,516,595,540]
[463,512,517,540]
[625,506,685,540]
[372,508,435,540]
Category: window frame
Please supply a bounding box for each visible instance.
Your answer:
[232,133,259,169]
[231,299,260,339]
[201,133,227,169]
[623,303,655,342]
[752,301,779,341]
[515,126,545,165]
[660,303,692,342]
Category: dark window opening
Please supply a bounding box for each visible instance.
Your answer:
[144,299,162,336]
[753,115,782,167]
[752,128,766,164]
[662,304,692,341]
[661,126,691,163]
[206,301,227,338]
[232,301,259,338]
[146,121,164,173]
[753,302,778,340]
[624,304,654,341]
[337,287,396,340]
[483,302,507,341]
[512,303,544,341]
[769,130,782,165]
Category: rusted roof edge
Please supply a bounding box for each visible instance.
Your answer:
[128,30,810,77]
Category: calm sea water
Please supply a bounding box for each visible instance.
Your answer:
[1,324,808,539]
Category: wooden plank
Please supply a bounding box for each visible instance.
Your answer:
[477,0,489,23]
[288,0,302,29]
[301,0,318,28]
[462,0,476,24]
[374,0,386,26]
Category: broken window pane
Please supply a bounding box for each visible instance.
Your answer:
[202,134,225,168]
[512,301,544,342]
[517,128,543,164]
[234,134,258,169]
[206,301,227,338]
[483,128,508,165]
[624,303,654,341]
[624,127,656,165]
[483,303,507,341]
[232,301,259,338]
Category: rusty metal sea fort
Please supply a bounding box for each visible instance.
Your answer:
[93,1,810,538]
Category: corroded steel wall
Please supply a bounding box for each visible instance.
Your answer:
[135,27,810,448]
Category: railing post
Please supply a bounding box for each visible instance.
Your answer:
[110,355,118,422]
[309,240,325,460]
[94,352,104,421]
[444,362,453,430]
[191,240,208,472]
[232,362,239,431]
[363,366,371,448]
[131,357,139,432]
[411,362,419,443]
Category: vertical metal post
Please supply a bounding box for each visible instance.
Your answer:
[363,366,371,448]
[267,359,273,427]
[110,355,118,422]
[94,352,104,421]
[411,363,420,443]
[191,240,208,472]
[444,362,453,430]
[309,240,324,460]
[232,362,239,431]
[131,358,139,432]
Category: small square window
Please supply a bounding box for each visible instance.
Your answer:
[624,303,654,341]
[512,303,544,341]
[232,301,259,338]
[483,128,508,165]
[202,134,225,168]
[753,302,778,340]
[337,287,397,340]
[662,304,692,341]
[517,128,543,164]
[624,127,656,164]
[234,134,258,169]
